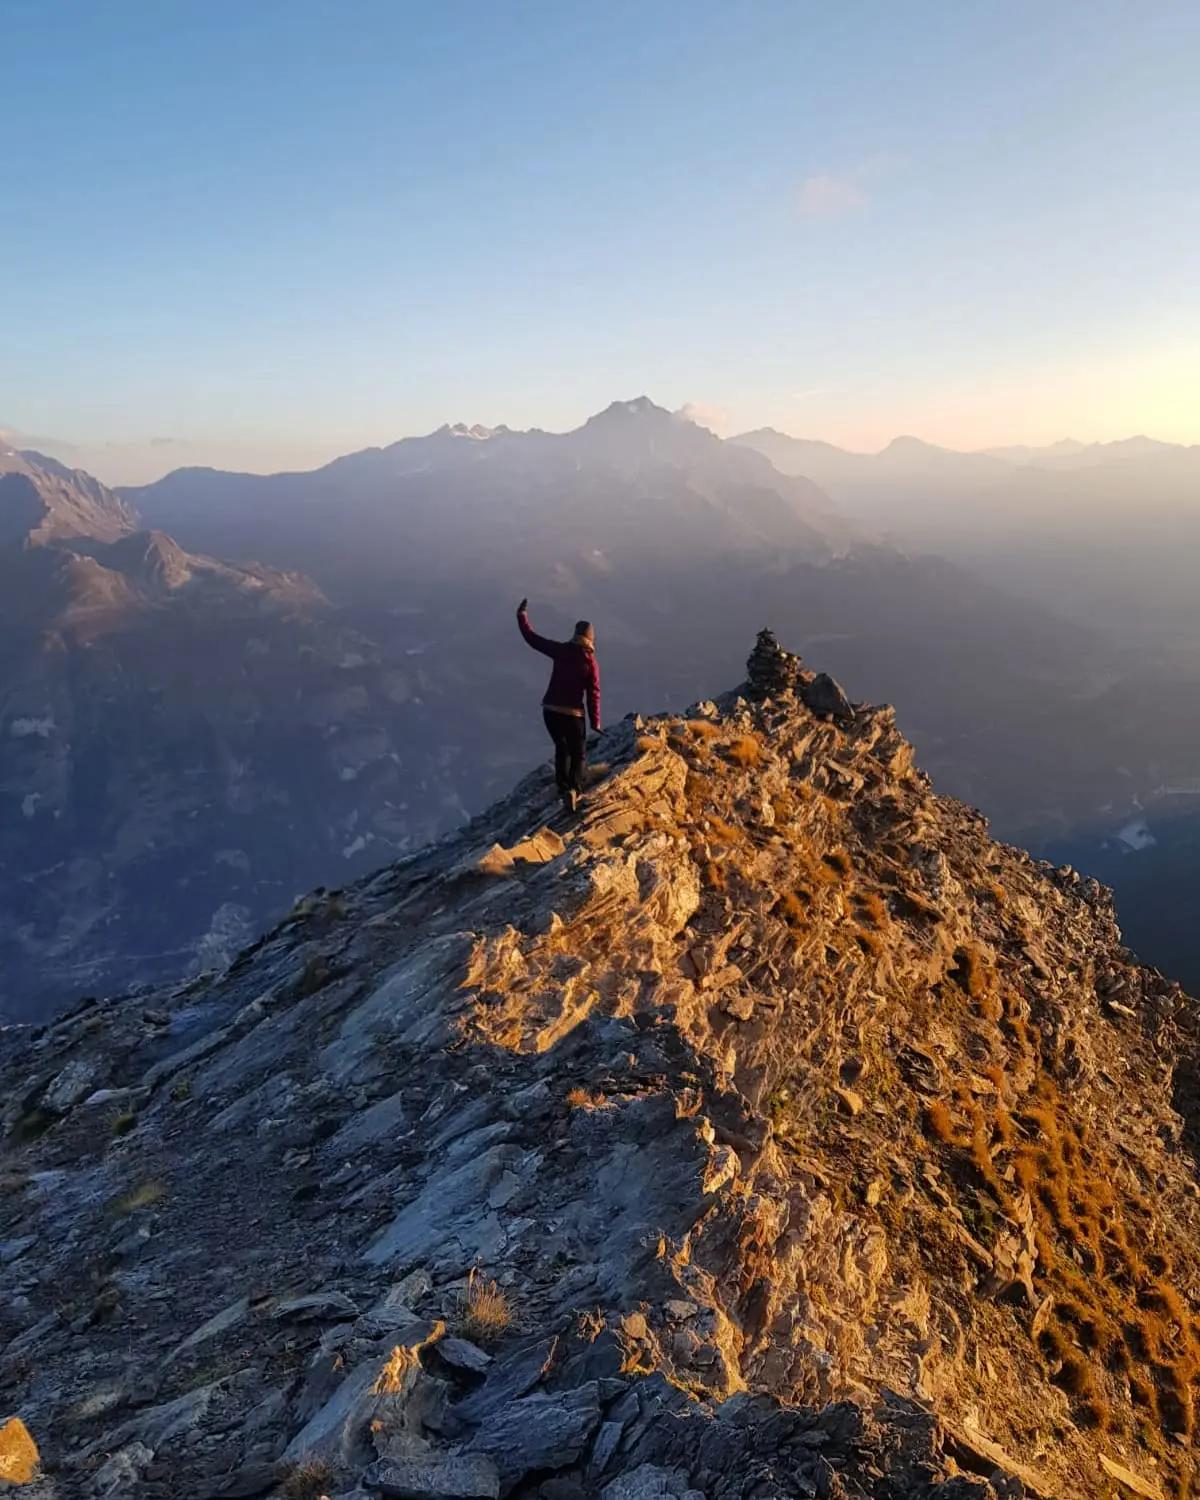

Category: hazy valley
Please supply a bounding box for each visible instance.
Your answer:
[4,400,1200,1019]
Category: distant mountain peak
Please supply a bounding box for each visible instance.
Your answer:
[439,422,501,440]
[585,395,674,425]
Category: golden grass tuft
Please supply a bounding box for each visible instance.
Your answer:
[822,848,852,879]
[281,1457,336,1499]
[459,1269,512,1344]
[686,719,721,740]
[111,1111,137,1137]
[565,1087,604,1109]
[725,735,763,768]
[776,890,811,927]
[852,889,888,928]
[705,816,741,844]
[925,1100,957,1144]
[949,944,990,999]
[110,1179,167,1215]
[636,735,661,753]
[856,927,884,957]
[702,859,726,892]
[1074,1397,1110,1430]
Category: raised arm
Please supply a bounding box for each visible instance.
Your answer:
[586,651,601,732]
[516,599,556,658]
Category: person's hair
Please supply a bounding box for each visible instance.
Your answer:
[573,620,594,641]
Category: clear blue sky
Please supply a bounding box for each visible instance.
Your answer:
[4,0,1199,480]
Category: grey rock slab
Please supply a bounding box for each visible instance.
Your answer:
[281,1354,383,1468]
[87,1442,154,1497]
[453,1337,558,1425]
[165,1295,250,1363]
[361,1453,501,1498]
[284,1324,445,1469]
[141,1023,235,1090]
[588,1420,625,1478]
[363,1142,524,1266]
[599,1467,696,1500]
[273,1289,359,1321]
[320,936,468,1084]
[465,1382,601,1491]
[42,1058,98,1112]
[0,1237,36,1265]
[328,1087,408,1154]
[106,1381,220,1451]
[436,1338,492,1375]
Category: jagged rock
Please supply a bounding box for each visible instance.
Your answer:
[599,1468,703,1500]
[436,1339,492,1375]
[4,643,1200,1499]
[799,670,854,721]
[87,1443,153,1496]
[361,1453,501,1498]
[274,1290,360,1322]
[465,1384,602,1491]
[41,1058,98,1113]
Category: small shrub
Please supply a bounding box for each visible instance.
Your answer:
[110,1179,167,1215]
[856,928,884,957]
[822,849,852,879]
[459,1269,512,1344]
[636,735,661,753]
[892,888,942,925]
[949,945,989,999]
[702,859,726,892]
[771,789,796,823]
[725,736,763,768]
[706,816,741,844]
[925,1100,956,1144]
[281,1458,336,1500]
[111,1111,137,1137]
[292,954,332,1000]
[1052,1351,1094,1398]
[170,1077,191,1101]
[776,890,810,927]
[1074,1397,1109,1430]
[686,720,720,741]
[853,890,887,928]
[983,881,1007,905]
[565,1087,604,1109]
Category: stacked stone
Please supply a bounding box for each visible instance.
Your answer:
[746,628,803,699]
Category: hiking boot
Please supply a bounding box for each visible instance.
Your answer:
[562,788,579,815]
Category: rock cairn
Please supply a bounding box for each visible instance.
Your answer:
[745,628,803,699]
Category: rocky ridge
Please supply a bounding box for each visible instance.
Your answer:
[2,637,1200,1499]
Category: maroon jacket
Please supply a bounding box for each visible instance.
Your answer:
[518,608,601,730]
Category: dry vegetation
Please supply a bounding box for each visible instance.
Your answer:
[109,1179,167,1215]
[724,735,763,769]
[458,1269,512,1344]
[281,1457,335,1500]
[924,947,1200,1487]
[630,703,1199,1492]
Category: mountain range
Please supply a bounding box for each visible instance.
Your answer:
[3,399,1199,1018]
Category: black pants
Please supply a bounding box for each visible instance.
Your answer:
[543,709,587,793]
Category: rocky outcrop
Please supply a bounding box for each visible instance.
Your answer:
[2,648,1199,1498]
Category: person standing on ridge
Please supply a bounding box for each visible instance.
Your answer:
[516,598,601,813]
